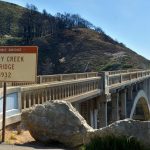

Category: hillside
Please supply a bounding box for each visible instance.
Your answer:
[0,1,150,74]
[34,28,150,74]
[0,1,24,36]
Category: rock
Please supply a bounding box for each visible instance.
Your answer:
[22,100,150,148]
[89,119,150,147]
[22,100,93,147]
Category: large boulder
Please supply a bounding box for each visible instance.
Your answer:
[22,100,93,147]
[89,119,150,147]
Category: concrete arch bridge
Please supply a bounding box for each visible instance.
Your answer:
[0,69,150,129]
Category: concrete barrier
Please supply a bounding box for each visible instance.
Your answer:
[0,86,21,129]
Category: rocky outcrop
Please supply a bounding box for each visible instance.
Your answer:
[22,100,93,147]
[22,100,150,148]
[89,119,150,147]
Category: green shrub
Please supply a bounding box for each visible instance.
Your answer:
[122,64,133,69]
[101,63,121,71]
[82,135,149,150]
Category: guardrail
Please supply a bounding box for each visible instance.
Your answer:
[108,70,150,86]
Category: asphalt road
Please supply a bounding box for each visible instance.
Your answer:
[0,143,68,150]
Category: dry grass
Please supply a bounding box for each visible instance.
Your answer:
[6,130,34,144]
[1,124,34,145]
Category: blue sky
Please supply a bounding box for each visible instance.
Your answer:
[3,0,150,60]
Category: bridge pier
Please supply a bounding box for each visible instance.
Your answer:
[75,98,99,129]
[120,89,127,119]
[90,99,98,129]
[75,95,110,129]
[97,94,111,128]
[111,93,119,122]
[143,79,150,101]
[144,80,148,95]
[90,100,94,128]
[126,86,133,117]
[80,101,90,125]
[127,85,133,101]
[132,84,138,99]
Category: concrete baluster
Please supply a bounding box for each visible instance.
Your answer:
[28,92,32,108]
[33,92,36,105]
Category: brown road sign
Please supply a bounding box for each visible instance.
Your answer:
[0,46,38,82]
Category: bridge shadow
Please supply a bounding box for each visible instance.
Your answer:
[15,141,70,150]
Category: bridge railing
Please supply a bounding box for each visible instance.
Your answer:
[108,70,150,86]
[38,72,98,83]
[21,77,101,109]
[108,69,143,75]
[0,72,98,87]
[0,73,101,128]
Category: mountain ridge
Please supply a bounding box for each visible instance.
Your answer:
[0,1,150,74]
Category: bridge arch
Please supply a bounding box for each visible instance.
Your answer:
[130,90,150,120]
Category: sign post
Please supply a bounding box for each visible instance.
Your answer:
[2,82,6,142]
[0,46,38,142]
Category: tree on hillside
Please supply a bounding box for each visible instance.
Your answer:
[0,13,5,37]
[42,9,57,35]
[0,12,13,37]
[55,13,94,29]
[19,4,41,44]
[94,27,104,34]
[5,13,13,34]
[18,4,112,48]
